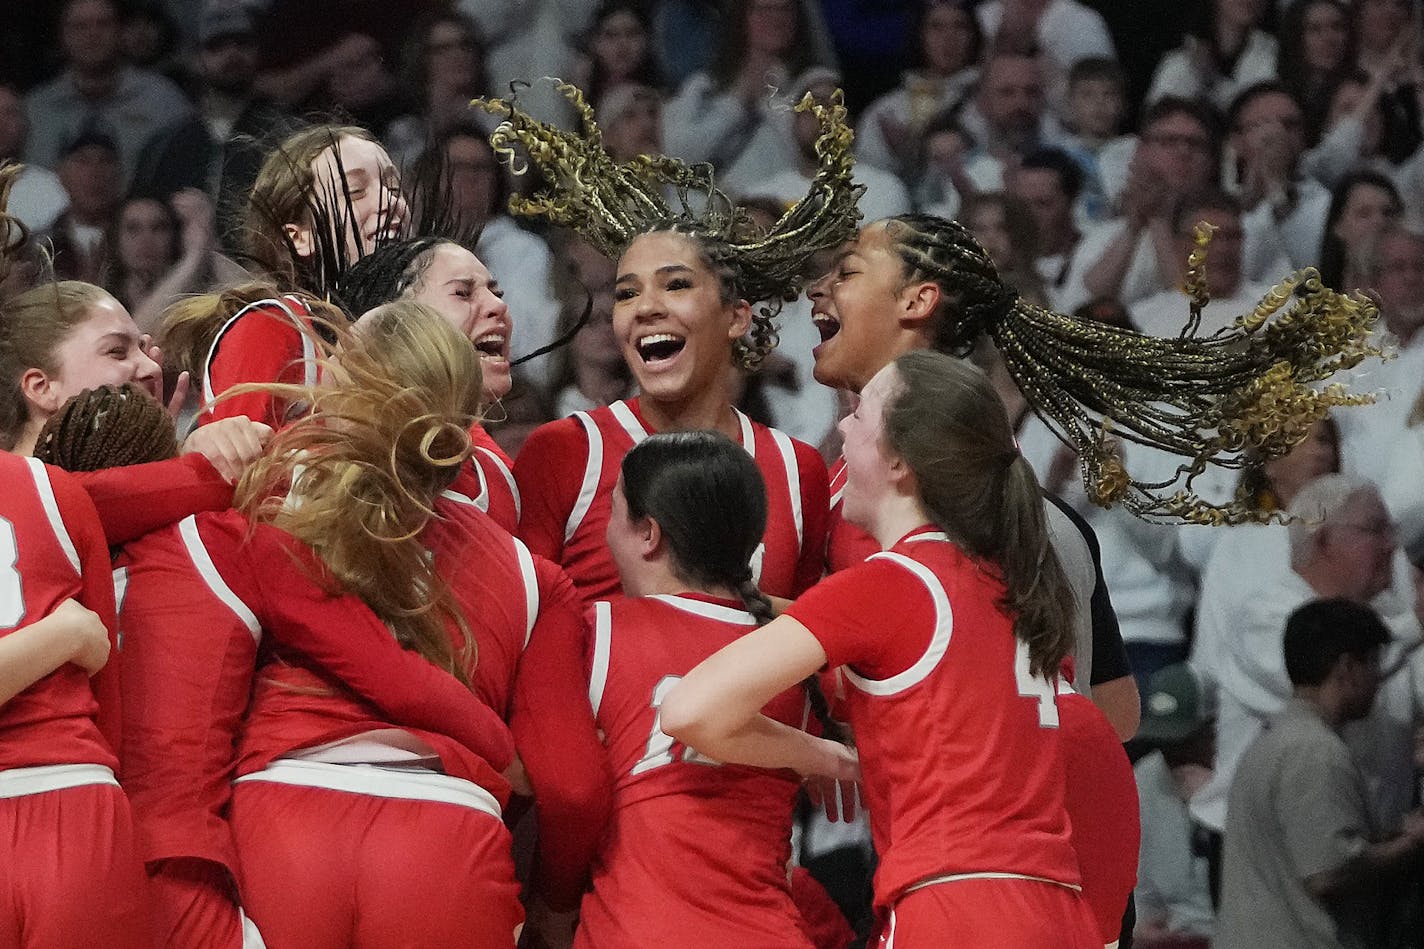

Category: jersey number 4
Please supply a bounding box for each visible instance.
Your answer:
[0,518,24,629]
[631,675,721,775]
[1014,640,1060,728]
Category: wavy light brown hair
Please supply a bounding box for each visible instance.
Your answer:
[885,350,1076,677]
[231,301,484,682]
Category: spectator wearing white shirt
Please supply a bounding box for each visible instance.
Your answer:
[855,0,981,179]
[1147,0,1278,113]
[0,82,67,234]
[956,52,1063,194]
[1317,170,1402,292]
[1057,58,1136,223]
[1007,149,1085,310]
[1276,0,1356,143]
[975,0,1115,109]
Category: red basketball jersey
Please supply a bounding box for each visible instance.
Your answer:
[786,527,1080,912]
[576,593,814,949]
[0,454,119,771]
[201,296,317,427]
[825,455,878,574]
[446,423,520,534]
[515,398,829,602]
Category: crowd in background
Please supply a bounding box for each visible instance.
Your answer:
[6,0,1424,946]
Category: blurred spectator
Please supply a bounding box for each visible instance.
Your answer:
[43,131,123,284]
[1276,0,1356,141]
[1218,598,1424,949]
[24,0,194,188]
[662,0,833,183]
[854,0,981,179]
[1008,148,1086,309]
[1069,97,1222,310]
[546,233,632,418]
[958,190,1049,304]
[734,69,911,222]
[386,11,492,169]
[1134,663,1216,949]
[1354,0,1414,71]
[976,0,1116,104]
[1227,81,1331,274]
[1131,188,1278,337]
[104,189,242,335]
[1058,57,1136,221]
[132,6,296,256]
[908,109,976,215]
[1336,226,1424,479]
[319,33,405,141]
[598,84,665,163]
[1318,170,1403,291]
[573,2,665,108]
[0,82,68,234]
[433,125,563,392]
[1192,475,1422,851]
[1147,0,1277,113]
[120,2,183,87]
[956,52,1061,191]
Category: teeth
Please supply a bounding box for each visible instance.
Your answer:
[811,313,840,327]
[638,333,681,347]
[477,335,506,346]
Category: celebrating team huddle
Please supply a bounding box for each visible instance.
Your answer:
[0,79,1376,948]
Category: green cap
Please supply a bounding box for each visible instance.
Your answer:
[1136,663,1210,745]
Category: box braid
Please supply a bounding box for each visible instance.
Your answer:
[881,213,1381,524]
[33,383,178,472]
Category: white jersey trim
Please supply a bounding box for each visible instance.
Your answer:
[440,488,478,507]
[513,537,539,649]
[733,408,755,458]
[903,870,1082,895]
[843,549,953,697]
[177,516,261,643]
[588,600,613,717]
[609,399,649,443]
[236,759,501,818]
[648,593,757,626]
[566,412,604,543]
[201,296,313,410]
[829,459,847,510]
[240,910,267,948]
[769,428,803,552]
[476,446,521,521]
[0,763,118,798]
[25,458,80,574]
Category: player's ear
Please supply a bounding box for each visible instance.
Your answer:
[641,516,664,561]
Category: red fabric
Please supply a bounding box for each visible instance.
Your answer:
[201,298,313,427]
[445,423,520,534]
[230,781,523,949]
[74,454,233,547]
[786,530,1079,912]
[515,398,829,602]
[0,782,149,948]
[825,456,879,575]
[575,594,812,948]
[791,866,855,949]
[146,858,245,949]
[1060,690,1140,943]
[0,454,118,772]
[876,878,1100,949]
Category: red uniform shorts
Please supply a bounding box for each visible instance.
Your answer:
[147,858,251,949]
[0,769,148,949]
[878,876,1101,949]
[230,762,522,949]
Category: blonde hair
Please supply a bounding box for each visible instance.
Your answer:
[232,301,483,682]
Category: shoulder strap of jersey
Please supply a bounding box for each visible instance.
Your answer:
[511,536,540,649]
[766,427,803,553]
[566,411,604,542]
[475,446,521,522]
[201,296,315,409]
[843,550,954,697]
[176,516,261,644]
[588,599,613,717]
[22,457,80,573]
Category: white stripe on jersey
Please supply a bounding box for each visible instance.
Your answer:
[588,600,613,716]
[440,488,478,507]
[844,548,954,697]
[476,446,521,521]
[647,593,757,626]
[609,400,649,443]
[733,408,755,458]
[240,910,268,948]
[468,453,491,511]
[235,759,502,817]
[112,566,129,652]
[177,516,261,642]
[769,428,803,552]
[200,296,304,410]
[566,412,604,542]
[512,537,539,649]
[24,457,80,573]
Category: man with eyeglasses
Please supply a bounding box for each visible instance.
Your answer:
[1191,475,1424,893]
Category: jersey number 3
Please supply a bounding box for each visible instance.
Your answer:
[0,518,24,629]
[632,675,721,775]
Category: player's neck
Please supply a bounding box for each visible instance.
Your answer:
[636,389,742,443]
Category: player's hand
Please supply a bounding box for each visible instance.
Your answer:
[53,598,111,675]
[180,417,274,483]
[802,738,861,822]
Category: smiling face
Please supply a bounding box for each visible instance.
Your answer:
[288,135,408,262]
[813,221,916,392]
[837,363,901,533]
[37,294,162,420]
[613,231,751,407]
[403,243,512,400]
[1332,181,1400,247]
